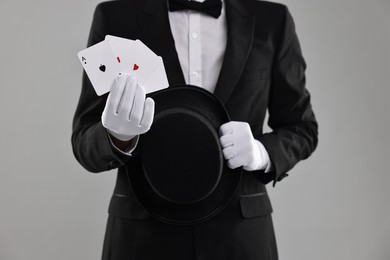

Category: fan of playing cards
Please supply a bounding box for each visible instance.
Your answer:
[77,35,169,96]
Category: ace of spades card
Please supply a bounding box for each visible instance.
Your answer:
[77,40,121,96]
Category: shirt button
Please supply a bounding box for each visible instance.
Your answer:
[191,33,198,39]
[192,71,199,77]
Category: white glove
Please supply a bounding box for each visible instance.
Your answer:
[102,75,155,141]
[219,121,270,171]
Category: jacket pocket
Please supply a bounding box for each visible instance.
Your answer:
[240,69,269,81]
[108,194,149,219]
[240,192,273,218]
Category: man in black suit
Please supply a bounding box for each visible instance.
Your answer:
[72,0,318,259]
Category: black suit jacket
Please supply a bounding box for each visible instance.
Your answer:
[72,0,318,259]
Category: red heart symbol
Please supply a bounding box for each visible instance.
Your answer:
[133,64,139,71]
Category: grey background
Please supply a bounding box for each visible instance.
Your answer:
[0,0,389,259]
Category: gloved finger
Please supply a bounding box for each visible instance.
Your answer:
[222,146,235,160]
[226,158,241,169]
[129,84,146,124]
[229,149,248,168]
[140,97,155,130]
[106,76,126,114]
[219,134,235,148]
[118,75,137,116]
[219,122,234,136]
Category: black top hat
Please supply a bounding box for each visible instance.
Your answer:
[129,86,242,225]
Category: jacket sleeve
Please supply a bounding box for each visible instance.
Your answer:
[71,3,134,173]
[258,6,319,185]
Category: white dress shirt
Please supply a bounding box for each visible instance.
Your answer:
[168,0,227,93]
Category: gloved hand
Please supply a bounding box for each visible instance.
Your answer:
[219,121,269,171]
[102,75,155,141]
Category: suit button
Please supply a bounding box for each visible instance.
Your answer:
[109,160,119,167]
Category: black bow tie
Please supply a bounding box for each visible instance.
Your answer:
[168,0,222,18]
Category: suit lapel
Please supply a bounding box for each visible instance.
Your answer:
[214,0,255,104]
[138,0,186,87]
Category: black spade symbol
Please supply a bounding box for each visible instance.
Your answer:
[82,57,87,64]
[99,64,106,72]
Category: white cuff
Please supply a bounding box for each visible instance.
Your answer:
[107,133,139,156]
